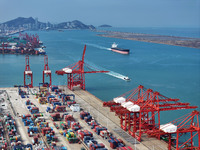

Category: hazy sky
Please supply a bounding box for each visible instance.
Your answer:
[0,0,200,27]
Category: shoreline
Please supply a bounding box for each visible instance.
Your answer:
[96,30,200,49]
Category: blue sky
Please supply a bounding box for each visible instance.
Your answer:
[0,0,200,27]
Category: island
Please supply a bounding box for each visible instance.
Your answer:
[98,24,112,28]
[97,30,200,49]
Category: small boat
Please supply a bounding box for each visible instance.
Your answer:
[39,41,43,45]
[111,42,130,54]
[124,76,131,81]
[11,45,20,50]
[38,48,46,55]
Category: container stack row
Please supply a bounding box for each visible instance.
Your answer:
[80,111,133,150]
[4,114,33,149]
[58,115,80,144]
[0,119,7,149]
[23,98,61,149]
[78,129,107,150]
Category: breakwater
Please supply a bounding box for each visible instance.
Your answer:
[97,30,200,49]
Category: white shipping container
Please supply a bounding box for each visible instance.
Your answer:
[70,104,80,112]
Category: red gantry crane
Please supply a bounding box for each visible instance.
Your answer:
[19,32,40,48]
[103,85,198,142]
[1,42,5,54]
[43,55,52,87]
[0,42,9,54]
[24,55,33,88]
[147,110,200,150]
[55,45,109,90]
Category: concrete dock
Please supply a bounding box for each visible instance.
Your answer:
[0,86,172,150]
[72,87,170,150]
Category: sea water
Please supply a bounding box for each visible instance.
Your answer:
[0,27,200,145]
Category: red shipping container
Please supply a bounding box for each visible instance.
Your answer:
[55,106,66,112]
[22,114,31,119]
[90,143,105,150]
[33,113,43,120]
[42,127,52,136]
[78,130,93,140]
[49,98,59,104]
[30,107,39,114]
[67,101,76,106]
[110,141,117,149]
[64,115,75,122]
[50,113,61,121]
[93,125,101,132]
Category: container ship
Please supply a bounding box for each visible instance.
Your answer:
[111,42,130,54]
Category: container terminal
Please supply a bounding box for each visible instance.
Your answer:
[0,33,46,55]
[0,45,199,150]
[0,85,199,150]
[0,86,163,150]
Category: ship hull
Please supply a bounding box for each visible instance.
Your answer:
[38,52,46,55]
[111,48,129,54]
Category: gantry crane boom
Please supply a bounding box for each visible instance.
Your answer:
[55,45,109,90]
[103,85,198,143]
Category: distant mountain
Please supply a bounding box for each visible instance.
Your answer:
[1,17,48,30]
[2,17,36,27]
[0,17,96,30]
[99,24,112,28]
[57,20,95,30]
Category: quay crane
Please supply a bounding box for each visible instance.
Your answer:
[43,55,52,87]
[1,42,6,54]
[55,45,109,90]
[19,32,40,48]
[24,55,33,88]
[147,110,200,150]
[103,85,198,145]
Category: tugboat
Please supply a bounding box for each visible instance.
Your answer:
[111,42,130,54]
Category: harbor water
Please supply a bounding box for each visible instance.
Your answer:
[0,27,200,127]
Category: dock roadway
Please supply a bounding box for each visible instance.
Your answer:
[67,86,171,150]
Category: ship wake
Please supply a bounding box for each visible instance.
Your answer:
[85,60,130,81]
[106,71,130,81]
[84,42,111,51]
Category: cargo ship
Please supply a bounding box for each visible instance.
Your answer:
[111,42,130,54]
